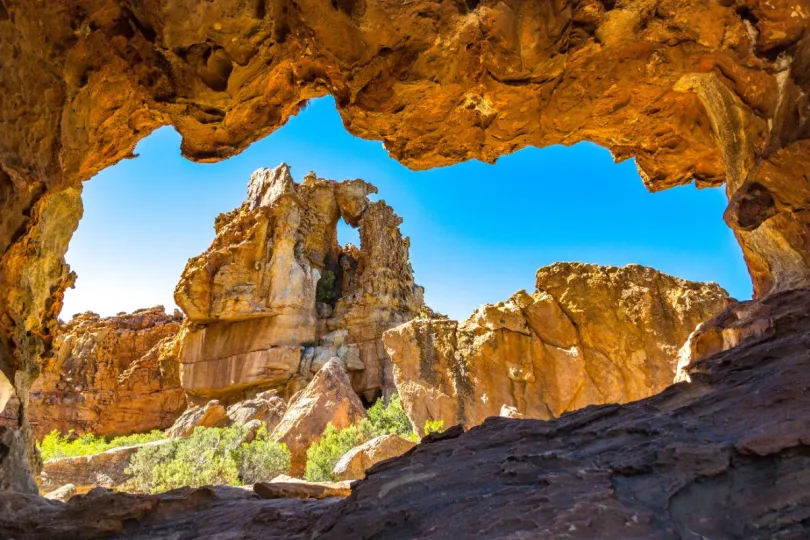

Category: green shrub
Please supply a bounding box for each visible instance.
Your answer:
[423,419,445,435]
[304,423,364,482]
[232,426,292,485]
[38,429,166,462]
[125,425,290,494]
[359,394,416,441]
[305,395,417,482]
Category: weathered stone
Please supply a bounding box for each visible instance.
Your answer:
[26,307,186,439]
[332,435,417,481]
[166,400,228,439]
[309,288,810,539]
[39,440,170,493]
[271,359,367,476]
[43,483,76,502]
[1,289,809,538]
[385,263,730,434]
[175,164,423,406]
[0,485,339,538]
[226,391,287,431]
[0,426,38,493]
[2,0,810,496]
[254,476,351,500]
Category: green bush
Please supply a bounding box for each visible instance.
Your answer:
[304,423,364,482]
[423,419,445,435]
[38,430,166,462]
[232,426,292,485]
[305,395,417,482]
[125,425,290,494]
[359,394,416,441]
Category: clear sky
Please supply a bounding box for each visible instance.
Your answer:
[60,96,751,322]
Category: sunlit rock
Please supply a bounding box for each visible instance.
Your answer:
[26,307,186,439]
[385,263,731,434]
[175,164,423,405]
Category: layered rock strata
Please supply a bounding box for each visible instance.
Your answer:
[174,164,423,406]
[27,307,187,439]
[385,263,730,434]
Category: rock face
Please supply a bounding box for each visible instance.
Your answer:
[332,434,416,482]
[25,308,186,439]
[226,391,287,431]
[385,263,730,434]
[2,0,810,493]
[271,359,367,476]
[165,400,228,439]
[174,164,423,406]
[0,288,807,539]
[39,440,171,493]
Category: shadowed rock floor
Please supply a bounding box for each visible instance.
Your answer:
[2,289,809,539]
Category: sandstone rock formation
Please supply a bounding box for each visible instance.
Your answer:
[226,391,287,430]
[25,307,186,439]
[165,400,228,439]
[254,476,351,500]
[2,0,810,494]
[174,164,423,406]
[1,288,808,538]
[385,263,730,434]
[271,359,367,476]
[332,434,416,482]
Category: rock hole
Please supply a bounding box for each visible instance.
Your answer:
[735,6,759,26]
[0,2,9,21]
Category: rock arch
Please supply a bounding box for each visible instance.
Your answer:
[0,0,808,491]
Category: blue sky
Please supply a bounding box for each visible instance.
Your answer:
[60,96,751,322]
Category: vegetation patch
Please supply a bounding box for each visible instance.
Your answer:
[38,430,166,462]
[305,394,416,482]
[126,424,290,493]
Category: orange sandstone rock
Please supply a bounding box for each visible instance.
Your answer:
[27,307,186,439]
[385,263,731,434]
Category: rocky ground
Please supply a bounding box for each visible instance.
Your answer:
[1,287,808,538]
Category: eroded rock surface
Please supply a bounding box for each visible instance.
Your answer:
[385,263,730,433]
[175,164,423,405]
[165,400,228,439]
[271,359,367,476]
[0,288,807,538]
[2,0,810,493]
[27,307,186,439]
[311,287,810,539]
[332,434,416,482]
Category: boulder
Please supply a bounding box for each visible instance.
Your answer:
[167,400,228,439]
[332,435,416,481]
[254,475,351,500]
[226,391,287,431]
[385,263,731,434]
[43,483,76,502]
[271,359,367,476]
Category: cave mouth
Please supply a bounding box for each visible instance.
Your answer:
[11,95,751,499]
